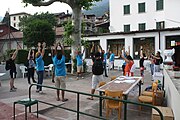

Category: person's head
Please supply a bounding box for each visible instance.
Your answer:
[95,52,101,59]
[102,50,105,54]
[126,55,133,61]
[57,53,62,60]
[30,56,33,59]
[109,50,112,54]
[156,51,161,56]
[78,51,81,55]
[35,52,41,58]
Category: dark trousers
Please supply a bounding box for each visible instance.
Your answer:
[122,65,126,76]
[27,68,35,83]
[36,71,44,91]
[103,63,108,76]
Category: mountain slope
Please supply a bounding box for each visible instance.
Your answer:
[83,0,109,17]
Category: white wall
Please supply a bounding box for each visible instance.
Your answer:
[110,0,180,32]
[164,69,180,120]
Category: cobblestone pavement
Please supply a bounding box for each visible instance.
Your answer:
[0,69,155,120]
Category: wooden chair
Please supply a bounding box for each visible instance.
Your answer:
[105,90,123,120]
[98,81,106,108]
[110,76,117,81]
[138,82,158,111]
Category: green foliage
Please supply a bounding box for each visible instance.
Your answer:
[19,12,57,29]
[78,0,102,10]
[16,50,29,64]
[81,38,90,48]
[19,12,56,47]
[22,19,55,47]
[63,20,75,46]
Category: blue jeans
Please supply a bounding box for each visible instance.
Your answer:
[36,71,44,91]
[150,64,154,75]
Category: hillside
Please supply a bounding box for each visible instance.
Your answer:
[83,0,109,17]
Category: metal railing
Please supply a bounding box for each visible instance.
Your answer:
[29,84,164,120]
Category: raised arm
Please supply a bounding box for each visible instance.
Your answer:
[90,42,95,53]
[27,49,31,60]
[41,42,46,57]
[140,46,143,58]
[11,47,19,60]
[121,54,130,63]
[59,43,64,55]
[98,45,102,53]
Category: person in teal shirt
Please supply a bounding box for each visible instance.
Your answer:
[35,42,46,94]
[76,49,85,80]
[52,43,68,102]
[109,50,115,70]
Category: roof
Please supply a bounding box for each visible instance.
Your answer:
[0,27,64,40]
[84,27,180,37]
[10,12,31,16]
[0,31,23,40]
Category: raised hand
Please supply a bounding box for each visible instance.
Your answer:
[38,42,41,47]
[42,42,46,48]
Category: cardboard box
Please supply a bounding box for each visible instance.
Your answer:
[152,106,174,120]
[156,91,164,106]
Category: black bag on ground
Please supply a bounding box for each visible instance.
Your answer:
[92,59,103,75]
[5,60,10,71]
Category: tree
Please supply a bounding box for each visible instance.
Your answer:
[19,12,57,47]
[22,0,102,72]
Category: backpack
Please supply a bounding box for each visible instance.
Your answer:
[92,59,103,75]
[159,56,163,64]
[5,60,10,71]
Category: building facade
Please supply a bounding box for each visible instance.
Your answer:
[10,12,31,30]
[84,0,180,67]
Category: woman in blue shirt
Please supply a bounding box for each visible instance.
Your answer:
[35,42,46,94]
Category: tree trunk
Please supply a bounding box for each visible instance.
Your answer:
[71,7,82,74]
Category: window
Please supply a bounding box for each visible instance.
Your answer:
[14,23,16,27]
[124,24,130,32]
[133,37,155,59]
[165,36,180,49]
[124,5,130,15]
[19,16,21,19]
[138,2,145,13]
[107,39,125,57]
[156,0,164,10]
[156,21,165,29]
[139,23,146,31]
[14,16,16,21]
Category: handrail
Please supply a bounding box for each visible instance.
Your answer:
[29,84,164,120]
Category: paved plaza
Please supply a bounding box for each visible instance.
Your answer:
[0,69,159,120]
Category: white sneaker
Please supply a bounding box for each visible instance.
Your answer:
[39,91,43,94]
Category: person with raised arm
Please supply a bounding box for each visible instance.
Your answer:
[7,46,19,92]
[87,43,104,100]
[75,46,85,80]
[52,43,68,102]
[139,46,147,84]
[27,49,36,84]
[121,49,134,76]
[35,42,46,94]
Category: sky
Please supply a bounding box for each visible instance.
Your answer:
[0,0,72,17]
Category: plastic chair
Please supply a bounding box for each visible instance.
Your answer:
[138,82,158,110]
[45,64,54,76]
[105,90,123,120]
[19,66,28,78]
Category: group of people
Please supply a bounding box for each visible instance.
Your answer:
[5,42,68,102]
[4,41,163,102]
